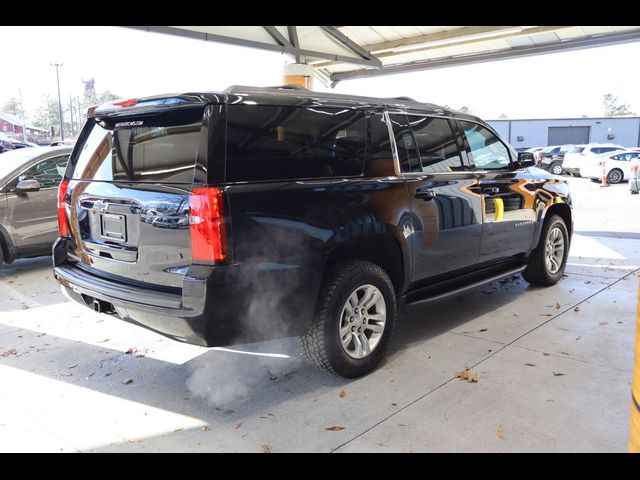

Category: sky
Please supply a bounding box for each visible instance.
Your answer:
[1,25,640,122]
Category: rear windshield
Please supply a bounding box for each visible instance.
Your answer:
[566,146,585,153]
[69,107,203,183]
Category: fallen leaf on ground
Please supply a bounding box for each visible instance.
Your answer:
[575,336,581,341]
[539,314,553,317]
[599,321,608,326]
[240,433,248,438]
[543,353,550,356]
[560,352,569,355]
[584,280,591,284]
[377,442,388,447]
[555,302,561,309]
[235,422,242,430]
[525,363,536,367]
[391,403,397,406]
[326,426,345,431]
[478,328,488,332]
[265,368,278,381]
[260,444,271,453]
[338,389,346,398]
[1,348,17,357]
[553,372,565,377]
[497,424,505,440]
[398,423,408,427]
[569,288,575,293]
[127,438,141,443]
[125,348,136,354]
[456,367,478,383]
[202,426,211,432]
[172,428,183,433]
[122,378,133,385]
[68,364,78,369]
[574,307,580,312]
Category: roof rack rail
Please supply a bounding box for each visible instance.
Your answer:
[392,96,417,102]
[274,84,309,91]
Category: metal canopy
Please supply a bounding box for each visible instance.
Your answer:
[125,26,640,87]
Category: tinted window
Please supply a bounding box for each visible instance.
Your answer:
[459,120,511,170]
[410,117,461,173]
[389,114,421,173]
[593,147,621,154]
[70,108,203,183]
[368,113,394,176]
[10,154,69,189]
[226,105,366,182]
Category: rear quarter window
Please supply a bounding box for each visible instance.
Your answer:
[226,105,366,182]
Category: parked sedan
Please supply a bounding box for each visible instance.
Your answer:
[581,150,640,184]
[0,146,71,269]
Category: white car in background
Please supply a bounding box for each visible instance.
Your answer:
[630,155,640,194]
[581,149,640,184]
[562,143,627,176]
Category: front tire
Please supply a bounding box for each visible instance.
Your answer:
[300,260,397,378]
[522,214,569,286]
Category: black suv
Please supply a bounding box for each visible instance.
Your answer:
[53,85,572,377]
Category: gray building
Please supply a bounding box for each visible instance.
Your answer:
[487,116,640,149]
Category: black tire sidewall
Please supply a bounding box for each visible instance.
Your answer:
[541,216,569,283]
[608,169,622,184]
[323,264,396,378]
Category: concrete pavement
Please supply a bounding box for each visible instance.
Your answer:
[0,176,638,452]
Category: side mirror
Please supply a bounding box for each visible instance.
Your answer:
[15,179,42,193]
[517,151,536,168]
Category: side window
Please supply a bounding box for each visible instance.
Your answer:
[410,117,462,173]
[12,154,70,189]
[610,154,622,161]
[388,114,421,173]
[459,120,511,170]
[367,113,394,176]
[226,105,366,182]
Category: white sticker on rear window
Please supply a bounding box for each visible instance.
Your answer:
[115,121,144,127]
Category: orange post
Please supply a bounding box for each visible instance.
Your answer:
[601,161,609,188]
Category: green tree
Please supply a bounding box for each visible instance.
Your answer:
[603,93,635,116]
[2,97,24,117]
[33,95,73,140]
[498,113,508,119]
[459,106,470,113]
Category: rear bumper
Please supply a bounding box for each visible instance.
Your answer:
[52,240,320,347]
[54,263,234,347]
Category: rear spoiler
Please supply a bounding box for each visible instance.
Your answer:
[88,93,225,118]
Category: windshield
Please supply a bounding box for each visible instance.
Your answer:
[0,147,47,180]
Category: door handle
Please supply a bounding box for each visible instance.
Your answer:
[482,187,500,195]
[415,190,436,201]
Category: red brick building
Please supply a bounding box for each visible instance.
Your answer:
[0,112,48,140]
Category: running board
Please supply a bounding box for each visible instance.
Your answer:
[404,265,526,309]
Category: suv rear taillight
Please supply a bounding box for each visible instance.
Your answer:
[189,187,227,264]
[57,180,70,237]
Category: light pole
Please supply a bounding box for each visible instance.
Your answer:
[50,61,64,141]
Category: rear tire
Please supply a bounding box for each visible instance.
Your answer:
[0,243,3,271]
[607,168,623,184]
[522,214,569,286]
[550,162,564,175]
[300,260,397,378]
